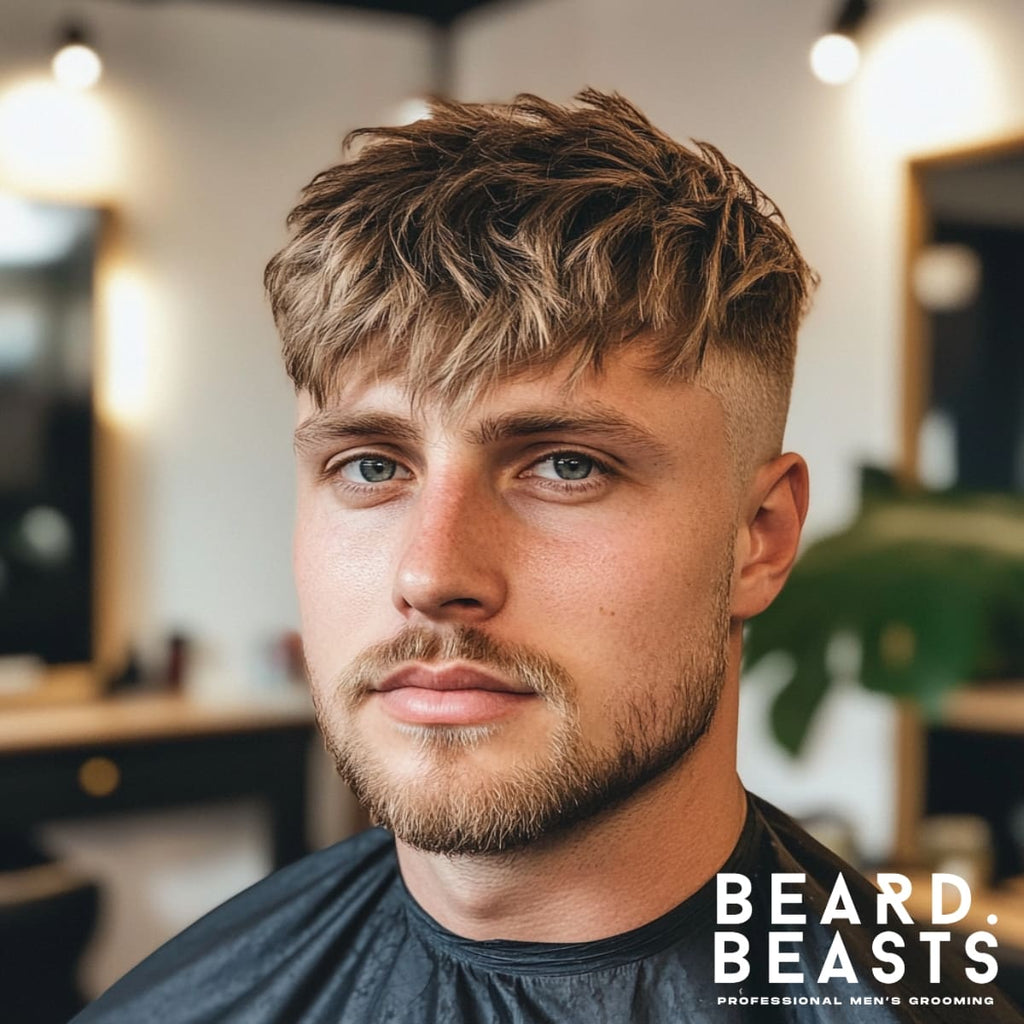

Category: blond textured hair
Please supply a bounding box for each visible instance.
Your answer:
[265,89,817,477]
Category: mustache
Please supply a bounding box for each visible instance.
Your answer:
[333,625,575,709]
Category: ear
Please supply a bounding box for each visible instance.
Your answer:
[731,453,809,621]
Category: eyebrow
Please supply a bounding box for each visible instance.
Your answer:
[294,404,672,460]
[293,412,422,455]
[467,407,673,460]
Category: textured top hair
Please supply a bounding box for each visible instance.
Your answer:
[265,89,817,438]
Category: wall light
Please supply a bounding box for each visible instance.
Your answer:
[811,34,860,85]
[854,12,1001,154]
[0,78,118,198]
[912,243,982,313]
[811,0,871,86]
[102,267,152,427]
[52,24,103,92]
[393,97,433,125]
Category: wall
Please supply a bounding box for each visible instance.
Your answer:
[0,0,431,995]
[454,0,1024,860]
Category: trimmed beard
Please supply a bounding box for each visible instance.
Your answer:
[311,575,730,857]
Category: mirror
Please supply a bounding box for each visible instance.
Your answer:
[897,140,1024,870]
[0,196,101,669]
[904,140,1024,492]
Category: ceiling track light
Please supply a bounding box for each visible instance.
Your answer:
[52,21,103,92]
[833,0,871,36]
[810,0,873,86]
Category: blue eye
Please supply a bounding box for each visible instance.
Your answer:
[532,453,599,481]
[554,454,594,480]
[339,456,407,483]
[360,458,396,482]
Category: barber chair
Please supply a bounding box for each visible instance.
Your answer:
[0,834,99,1024]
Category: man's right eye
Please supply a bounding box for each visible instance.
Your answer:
[335,456,411,484]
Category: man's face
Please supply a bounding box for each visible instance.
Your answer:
[294,349,742,855]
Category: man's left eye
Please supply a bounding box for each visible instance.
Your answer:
[530,453,600,481]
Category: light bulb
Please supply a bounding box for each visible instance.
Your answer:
[52,42,102,91]
[912,244,983,312]
[810,33,860,85]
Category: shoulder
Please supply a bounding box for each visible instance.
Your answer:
[157,826,400,945]
[72,828,400,1024]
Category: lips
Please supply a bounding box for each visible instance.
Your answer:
[375,664,533,695]
[372,663,536,727]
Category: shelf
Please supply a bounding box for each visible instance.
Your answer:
[938,682,1024,734]
[0,691,314,753]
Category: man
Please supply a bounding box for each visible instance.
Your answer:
[74,91,1021,1022]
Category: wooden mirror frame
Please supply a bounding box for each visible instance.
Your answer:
[900,132,1024,484]
[895,132,1024,862]
[93,208,121,689]
[0,201,121,704]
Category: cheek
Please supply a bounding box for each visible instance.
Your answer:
[520,506,730,662]
[293,497,396,671]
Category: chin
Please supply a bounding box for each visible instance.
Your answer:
[392,722,502,750]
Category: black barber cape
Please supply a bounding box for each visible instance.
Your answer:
[73,795,1022,1023]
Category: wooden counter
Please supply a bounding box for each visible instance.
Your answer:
[0,692,317,868]
[939,682,1024,734]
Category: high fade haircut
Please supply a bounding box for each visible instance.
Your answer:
[265,89,817,483]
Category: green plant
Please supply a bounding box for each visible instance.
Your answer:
[744,469,1024,755]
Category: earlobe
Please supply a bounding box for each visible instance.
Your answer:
[730,453,809,621]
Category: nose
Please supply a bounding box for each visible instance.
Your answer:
[392,472,508,625]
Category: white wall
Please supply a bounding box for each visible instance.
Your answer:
[455,0,1024,860]
[0,0,431,995]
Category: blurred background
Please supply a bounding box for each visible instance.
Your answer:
[0,0,1022,1014]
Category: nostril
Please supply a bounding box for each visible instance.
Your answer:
[393,544,507,621]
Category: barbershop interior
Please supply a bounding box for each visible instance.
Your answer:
[1,0,1023,1017]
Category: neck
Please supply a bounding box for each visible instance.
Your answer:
[395,673,746,943]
